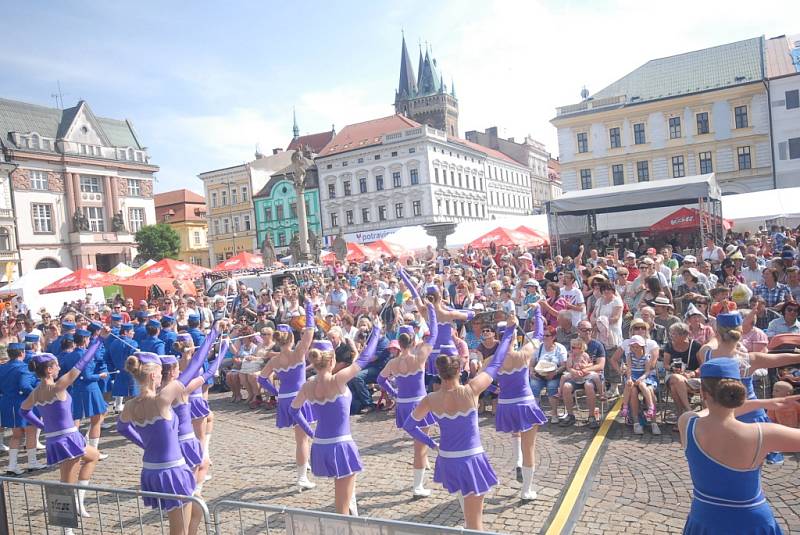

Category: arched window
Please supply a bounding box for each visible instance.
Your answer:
[35,258,60,269]
[0,228,9,251]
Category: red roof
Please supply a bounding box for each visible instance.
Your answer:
[154,189,207,223]
[286,130,335,154]
[319,115,420,157]
[155,189,205,206]
[447,136,523,167]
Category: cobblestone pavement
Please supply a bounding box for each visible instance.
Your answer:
[6,392,800,534]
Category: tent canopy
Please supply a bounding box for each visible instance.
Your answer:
[40,268,119,294]
[648,207,732,233]
[548,174,721,215]
[212,252,265,273]
[722,187,800,226]
[126,258,209,281]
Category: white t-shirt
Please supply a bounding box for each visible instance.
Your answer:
[741,266,764,287]
[560,285,586,327]
[594,295,623,342]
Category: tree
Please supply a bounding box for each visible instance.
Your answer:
[134,223,181,261]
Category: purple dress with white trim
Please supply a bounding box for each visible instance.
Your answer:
[173,400,203,468]
[308,388,362,479]
[275,360,316,429]
[393,371,436,429]
[36,394,86,466]
[495,365,546,433]
[433,407,498,496]
[134,414,196,511]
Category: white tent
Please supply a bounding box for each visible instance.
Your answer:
[0,268,104,320]
[722,187,800,231]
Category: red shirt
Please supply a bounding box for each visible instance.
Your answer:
[626,267,640,282]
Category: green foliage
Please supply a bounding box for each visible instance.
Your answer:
[134,223,181,261]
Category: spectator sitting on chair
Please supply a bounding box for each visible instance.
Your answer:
[555,310,577,347]
[664,322,703,419]
[560,321,606,429]
[766,301,800,338]
[748,295,780,331]
[638,306,667,348]
[529,327,567,424]
[685,304,715,345]
[347,317,390,415]
[753,267,791,308]
[767,380,800,427]
[653,296,680,341]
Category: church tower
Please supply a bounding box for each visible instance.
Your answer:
[394,36,459,137]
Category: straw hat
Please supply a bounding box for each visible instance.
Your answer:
[534,360,557,374]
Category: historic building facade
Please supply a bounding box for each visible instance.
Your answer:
[154,189,208,267]
[552,37,774,195]
[0,98,157,272]
[766,34,800,189]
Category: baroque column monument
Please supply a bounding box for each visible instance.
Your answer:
[289,147,313,263]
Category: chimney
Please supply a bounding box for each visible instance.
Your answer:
[487,127,499,149]
[272,148,282,155]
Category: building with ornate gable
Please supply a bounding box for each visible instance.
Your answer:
[0,97,157,273]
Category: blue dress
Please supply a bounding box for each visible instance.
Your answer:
[0,360,36,428]
[109,337,140,397]
[683,416,783,534]
[69,348,108,419]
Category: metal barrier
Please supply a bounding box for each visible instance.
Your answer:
[211,500,497,535]
[0,476,213,535]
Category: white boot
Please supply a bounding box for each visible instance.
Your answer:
[86,437,108,460]
[297,464,315,490]
[348,491,358,516]
[520,466,537,501]
[412,468,431,497]
[457,493,466,526]
[77,480,91,517]
[0,433,8,452]
[114,397,124,413]
[35,429,45,450]
[27,448,46,471]
[6,449,23,475]
[512,435,523,481]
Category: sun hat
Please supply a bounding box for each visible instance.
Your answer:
[534,360,557,374]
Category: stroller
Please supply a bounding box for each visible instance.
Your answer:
[766,333,800,395]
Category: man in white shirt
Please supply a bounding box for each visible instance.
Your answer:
[561,271,586,327]
[741,254,764,287]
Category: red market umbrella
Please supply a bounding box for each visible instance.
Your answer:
[39,268,119,294]
[469,227,535,249]
[366,239,413,259]
[648,207,732,233]
[320,243,377,264]
[212,251,266,273]
[125,258,209,281]
[514,225,550,246]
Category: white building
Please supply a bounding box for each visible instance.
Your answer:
[766,34,800,189]
[0,98,157,273]
[316,115,533,243]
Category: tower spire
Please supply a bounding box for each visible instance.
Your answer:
[397,34,417,101]
[292,107,299,140]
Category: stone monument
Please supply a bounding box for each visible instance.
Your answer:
[289,146,314,263]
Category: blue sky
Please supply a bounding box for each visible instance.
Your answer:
[3,0,798,194]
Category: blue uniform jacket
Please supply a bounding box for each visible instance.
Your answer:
[139,335,165,355]
[0,359,36,428]
[133,324,148,343]
[159,330,178,356]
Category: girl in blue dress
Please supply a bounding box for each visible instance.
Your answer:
[679,358,800,535]
[69,329,109,458]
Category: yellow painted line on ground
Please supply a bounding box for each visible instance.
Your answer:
[544,397,623,535]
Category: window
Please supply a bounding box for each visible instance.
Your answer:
[410,169,419,185]
[696,112,709,134]
[445,200,450,214]
[699,151,713,174]
[326,164,332,169]
[83,207,105,232]
[231,188,238,205]
[221,190,227,206]
[344,181,351,196]
[290,203,297,218]
[450,171,454,185]
[128,208,144,232]
[636,161,649,182]
[342,161,348,167]
[392,171,401,188]
[127,179,141,196]
[378,205,387,221]
[0,228,10,251]
[458,173,462,188]
[409,147,416,154]
[735,105,748,128]
[223,218,230,234]
[790,137,800,160]
[391,151,398,157]
[633,123,646,144]
[243,214,251,230]
[611,164,624,185]
[375,175,384,191]
[30,170,48,190]
[242,187,248,202]
[413,200,421,216]
[374,154,380,160]
[361,208,370,223]
[36,258,60,269]
[80,175,102,193]
[213,219,220,235]
[233,217,240,232]
[328,184,336,198]
[330,213,338,227]
[211,193,217,208]
[671,156,685,178]
[276,205,284,220]
[786,90,800,110]
[193,231,201,245]
[579,169,592,190]
[576,132,588,153]
[737,146,752,169]
[358,177,367,193]
[277,233,286,246]
[395,203,404,219]
[669,117,681,139]
[264,207,272,221]
[434,168,439,183]
[346,210,354,225]
[609,127,621,149]
[357,158,364,164]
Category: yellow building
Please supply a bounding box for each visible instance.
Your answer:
[154,189,209,267]
[552,37,774,195]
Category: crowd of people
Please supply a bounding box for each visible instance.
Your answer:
[1,223,800,533]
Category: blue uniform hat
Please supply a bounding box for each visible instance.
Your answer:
[120,323,134,332]
[700,358,741,380]
[312,340,334,352]
[24,334,40,342]
[276,324,292,333]
[147,319,161,329]
[159,355,179,366]
[88,321,103,332]
[716,312,743,329]
[62,321,76,330]
[188,314,200,322]
[8,342,25,350]
[62,333,74,342]
[161,315,175,325]
[110,313,123,321]
[75,329,91,337]
[134,352,161,366]
[135,311,148,320]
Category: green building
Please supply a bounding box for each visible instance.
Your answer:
[253,164,321,253]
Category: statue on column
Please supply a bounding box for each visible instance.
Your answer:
[261,233,277,266]
[332,228,348,262]
[289,145,314,193]
[73,209,89,232]
[307,229,321,264]
[111,210,126,232]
